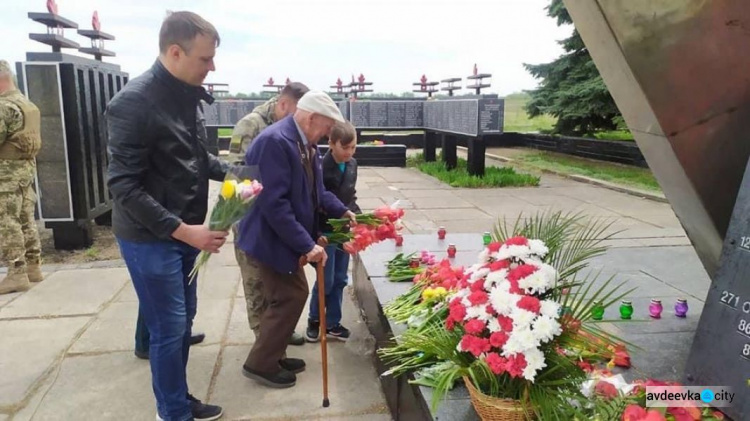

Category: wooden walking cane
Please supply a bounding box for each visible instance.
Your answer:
[316,259,330,407]
[300,236,331,408]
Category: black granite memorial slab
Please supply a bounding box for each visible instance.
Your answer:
[29,33,80,50]
[28,12,78,28]
[684,156,750,420]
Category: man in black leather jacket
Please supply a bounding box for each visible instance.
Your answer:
[106,11,227,421]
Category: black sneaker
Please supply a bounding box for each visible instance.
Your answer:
[305,319,320,343]
[327,324,350,341]
[242,364,296,388]
[134,349,149,360]
[279,357,306,374]
[187,394,223,421]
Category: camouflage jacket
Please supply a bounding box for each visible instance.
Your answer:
[232,96,278,155]
[0,89,36,189]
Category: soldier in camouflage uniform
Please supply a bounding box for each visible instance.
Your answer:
[232,82,309,345]
[0,60,43,295]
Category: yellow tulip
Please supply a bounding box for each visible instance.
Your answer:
[421,288,435,301]
[434,287,447,297]
[242,179,252,185]
[220,180,235,200]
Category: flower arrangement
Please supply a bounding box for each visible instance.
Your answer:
[188,175,263,282]
[326,203,404,254]
[379,211,637,419]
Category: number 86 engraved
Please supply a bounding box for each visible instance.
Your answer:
[739,320,750,335]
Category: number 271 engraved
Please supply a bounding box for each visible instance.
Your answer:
[722,291,740,308]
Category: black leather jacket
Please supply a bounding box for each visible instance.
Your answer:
[105,60,227,242]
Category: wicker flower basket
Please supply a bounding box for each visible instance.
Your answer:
[463,377,532,421]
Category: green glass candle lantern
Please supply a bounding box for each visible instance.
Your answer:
[619,300,634,320]
[591,302,605,320]
[482,232,492,246]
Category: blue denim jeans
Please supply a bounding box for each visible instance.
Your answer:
[117,238,199,421]
[135,310,149,354]
[309,244,349,326]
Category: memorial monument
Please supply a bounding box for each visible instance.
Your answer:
[19,1,128,249]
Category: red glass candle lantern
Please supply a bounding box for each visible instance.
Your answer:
[447,243,457,258]
[395,235,403,247]
[437,226,446,240]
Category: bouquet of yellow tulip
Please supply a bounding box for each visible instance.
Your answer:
[188,172,263,282]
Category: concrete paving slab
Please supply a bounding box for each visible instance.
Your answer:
[197,266,240,301]
[0,317,89,410]
[423,208,490,221]
[358,197,386,211]
[431,219,497,233]
[409,196,474,209]
[205,245,240,268]
[226,299,253,345]
[193,299,232,346]
[24,345,220,421]
[69,301,139,354]
[211,343,386,420]
[400,189,461,199]
[0,291,22,308]
[388,182,447,190]
[116,281,138,302]
[0,268,128,319]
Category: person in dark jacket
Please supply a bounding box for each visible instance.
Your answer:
[305,121,360,343]
[236,91,355,388]
[105,11,226,421]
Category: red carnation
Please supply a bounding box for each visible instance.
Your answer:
[517,296,541,314]
[464,319,486,335]
[468,290,489,306]
[487,242,502,252]
[485,352,508,375]
[489,260,510,272]
[507,264,538,283]
[504,236,528,246]
[489,331,509,349]
[461,335,491,357]
[497,315,514,332]
[595,380,618,399]
[505,353,527,378]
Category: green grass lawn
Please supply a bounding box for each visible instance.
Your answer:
[503,92,556,133]
[218,128,233,137]
[513,150,660,191]
[408,153,539,188]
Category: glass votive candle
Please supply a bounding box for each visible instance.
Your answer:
[674,298,688,318]
[648,299,663,319]
[619,300,634,320]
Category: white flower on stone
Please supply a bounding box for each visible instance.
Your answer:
[531,315,562,343]
[490,288,520,315]
[477,249,490,263]
[540,300,561,319]
[496,245,532,261]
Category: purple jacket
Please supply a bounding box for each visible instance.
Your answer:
[236,115,348,274]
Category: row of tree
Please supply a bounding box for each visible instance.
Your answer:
[524,0,623,136]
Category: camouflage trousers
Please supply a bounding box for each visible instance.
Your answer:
[233,224,266,339]
[0,178,41,274]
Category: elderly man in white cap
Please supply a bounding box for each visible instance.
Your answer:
[235,90,355,388]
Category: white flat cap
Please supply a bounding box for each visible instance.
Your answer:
[296,90,344,123]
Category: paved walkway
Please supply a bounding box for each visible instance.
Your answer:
[0,166,709,420]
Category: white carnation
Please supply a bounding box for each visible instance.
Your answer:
[484,269,509,290]
[518,263,557,295]
[477,249,490,263]
[503,328,539,355]
[487,318,503,333]
[540,300,561,318]
[496,245,532,261]
[527,239,549,257]
[467,305,492,322]
[531,315,562,343]
[469,267,490,284]
[522,348,547,382]
[489,289,520,315]
[510,307,537,330]
[454,288,471,299]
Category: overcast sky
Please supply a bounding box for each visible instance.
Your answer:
[2,0,572,96]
